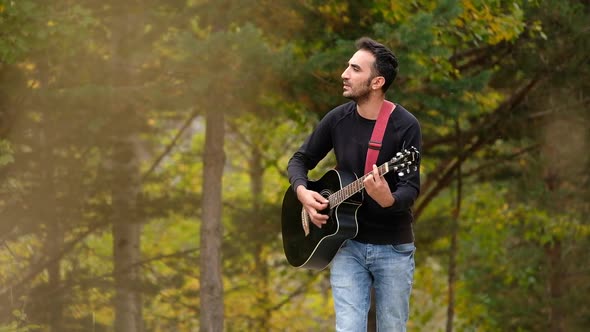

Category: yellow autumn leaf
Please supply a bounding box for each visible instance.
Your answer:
[27,79,40,89]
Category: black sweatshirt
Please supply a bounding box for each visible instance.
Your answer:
[287,101,422,245]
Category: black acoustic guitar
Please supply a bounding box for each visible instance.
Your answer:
[281,147,419,270]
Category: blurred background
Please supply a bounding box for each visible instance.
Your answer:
[0,0,588,331]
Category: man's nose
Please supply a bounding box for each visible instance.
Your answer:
[341,68,349,79]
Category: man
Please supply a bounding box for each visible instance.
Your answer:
[287,37,421,331]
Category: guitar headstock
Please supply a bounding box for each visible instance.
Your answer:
[387,146,420,177]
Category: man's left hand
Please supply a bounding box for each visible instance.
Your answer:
[363,164,395,208]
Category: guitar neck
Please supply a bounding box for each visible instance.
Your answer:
[328,163,391,208]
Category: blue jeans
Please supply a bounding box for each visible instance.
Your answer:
[330,240,415,332]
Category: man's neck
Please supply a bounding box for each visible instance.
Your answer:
[355,93,386,120]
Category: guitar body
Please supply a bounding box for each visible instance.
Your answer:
[281,169,361,270]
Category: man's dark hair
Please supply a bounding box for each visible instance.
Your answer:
[355,37,398,92]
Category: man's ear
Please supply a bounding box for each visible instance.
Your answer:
[372,76,385,90]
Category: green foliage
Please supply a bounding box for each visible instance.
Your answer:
[0,140,13,166]
[409,257,449,330]
[0,0,39,63]
[456,182,590,331]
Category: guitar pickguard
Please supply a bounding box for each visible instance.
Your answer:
[301,189,333,237]
[301,209,310,236]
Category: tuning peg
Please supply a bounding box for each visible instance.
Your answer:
[398,171,405,177]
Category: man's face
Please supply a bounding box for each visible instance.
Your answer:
[341,49,376,101]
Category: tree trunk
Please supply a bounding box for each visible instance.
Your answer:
[446,220,458,332]
[47,222,64,332]
[250,146,271,330]
[545,240,564,332]
[200,107,225,331]
[446,117,463,332]
[368,289,376,331]
[110,3,143,329]
[40,126,64,332]
[112,139,143,332]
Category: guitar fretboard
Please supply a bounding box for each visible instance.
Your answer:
[323,148,418,209]
[327,163,392,208]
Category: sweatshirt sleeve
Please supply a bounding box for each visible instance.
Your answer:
[287,113,335,192]
[387,117,422,212]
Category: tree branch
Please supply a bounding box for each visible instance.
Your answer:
[416,75,545,220]
[141,108,200,183]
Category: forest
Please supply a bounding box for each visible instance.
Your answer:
[0,0,588,331]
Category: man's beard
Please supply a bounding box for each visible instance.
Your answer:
[343,77,373,102]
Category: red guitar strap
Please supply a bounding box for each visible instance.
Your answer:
[364,100,395,174]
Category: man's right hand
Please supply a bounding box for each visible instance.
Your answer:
[296,186,330,228]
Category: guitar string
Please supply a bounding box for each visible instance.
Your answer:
[327,149,416,208]
[329,163,391,208]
